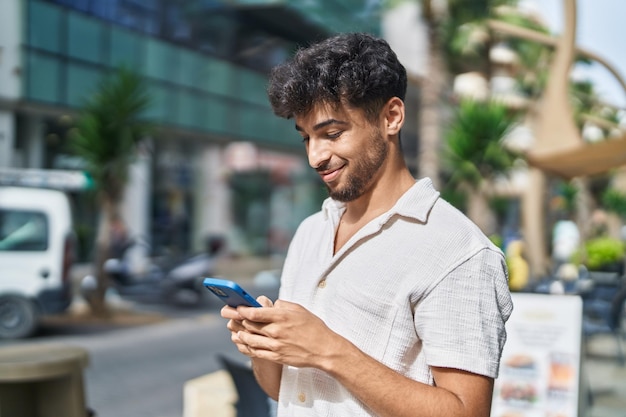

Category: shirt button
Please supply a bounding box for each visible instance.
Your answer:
[318,280,326,289]
[298,392,306,402]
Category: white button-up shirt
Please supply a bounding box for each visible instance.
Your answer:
[276,178,513,416]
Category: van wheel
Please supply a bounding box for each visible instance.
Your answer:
[0,296,38,339]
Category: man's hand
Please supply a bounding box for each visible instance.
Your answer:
[224,299,343,370]
[221,295,274,354]
[222,299,495,417]
[221,296,283,400]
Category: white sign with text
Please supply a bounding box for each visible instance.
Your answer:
[491,293,584,417]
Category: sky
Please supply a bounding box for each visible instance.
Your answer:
[520,0,626,109]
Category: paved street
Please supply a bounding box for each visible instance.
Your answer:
[0,260,278,417]
[67,315,238,417]
[1,300,242,417]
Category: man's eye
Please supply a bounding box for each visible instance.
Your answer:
[301,136,310,143]
[327,131,342,139]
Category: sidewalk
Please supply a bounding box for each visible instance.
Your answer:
[585,335,626,417]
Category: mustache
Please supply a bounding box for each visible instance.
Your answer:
[315,161,344,173]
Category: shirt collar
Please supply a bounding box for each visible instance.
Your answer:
[321,177,440,224]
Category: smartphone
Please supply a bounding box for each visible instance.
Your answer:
[203,278,262,308]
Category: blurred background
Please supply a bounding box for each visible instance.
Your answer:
[0,0,625,297]
[2,1,626,416]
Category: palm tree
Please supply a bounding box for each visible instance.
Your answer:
[443,98,519,234]
[70,67,154,316]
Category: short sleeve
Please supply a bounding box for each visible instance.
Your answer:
[414,247,513,378]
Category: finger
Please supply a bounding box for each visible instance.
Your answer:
[233,340,254,357]
[240,318,268,335]
[257,295,274,307]
[238,331,272,352]
[236,305,277,323]
[232,332,262,358]
[232,330,258,353]
[221,305,242,320]
[231,329,245,344]
[226,319,245,333]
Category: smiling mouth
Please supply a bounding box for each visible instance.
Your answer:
[317,165,344,183]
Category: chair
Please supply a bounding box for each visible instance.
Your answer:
[217,355,271,417]
[581,274,626,366]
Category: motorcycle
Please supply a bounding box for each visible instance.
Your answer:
[83,235,226,307]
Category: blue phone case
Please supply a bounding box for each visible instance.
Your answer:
[203,278,262,307]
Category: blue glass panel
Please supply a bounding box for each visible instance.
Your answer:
[143,82,170,121]
[26,52,61,103]
[177,90,196,127]
[109,27,142,68]
[271,116,296,147]
[236,69,268,106]
[189,93,206,129]
[66,64,103,106]
[67,13,104,63]
[238,105,296,148]
[239,106,271,141]
[147,84,167,121]
[201,58,232,97]
[143,39,174,81]
[28,1,63,53]
[176,50,201,88]
[205,96,230,133]
[142,86,161,120]
[197,95,212,131]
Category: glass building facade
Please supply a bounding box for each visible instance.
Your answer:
[3,0,382,259]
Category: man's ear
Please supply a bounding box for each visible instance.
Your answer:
[384,97,405,135]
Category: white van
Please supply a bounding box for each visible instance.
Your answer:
[0,186,75,338]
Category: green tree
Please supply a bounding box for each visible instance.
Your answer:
[70,67,154,316]
[602,188,626,219]
[443,98,519,234]
[442,0,520,79]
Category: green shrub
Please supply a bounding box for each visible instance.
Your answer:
[602,188,626,219]
[581,237,625,270]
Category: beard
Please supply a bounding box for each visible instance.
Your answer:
[326,129,388,202]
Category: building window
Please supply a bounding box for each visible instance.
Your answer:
[41,0,295,73]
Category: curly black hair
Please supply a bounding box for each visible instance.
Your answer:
[267,32,407,122]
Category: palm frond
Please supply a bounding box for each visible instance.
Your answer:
[69,67,155,202]
[443,98,519,189]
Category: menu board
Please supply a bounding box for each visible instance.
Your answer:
[491,293,584,417]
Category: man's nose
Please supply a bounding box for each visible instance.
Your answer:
[307,138,331,169]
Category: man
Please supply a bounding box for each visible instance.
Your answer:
[222,32,513,417]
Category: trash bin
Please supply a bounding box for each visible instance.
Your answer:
[0,344,90,417]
